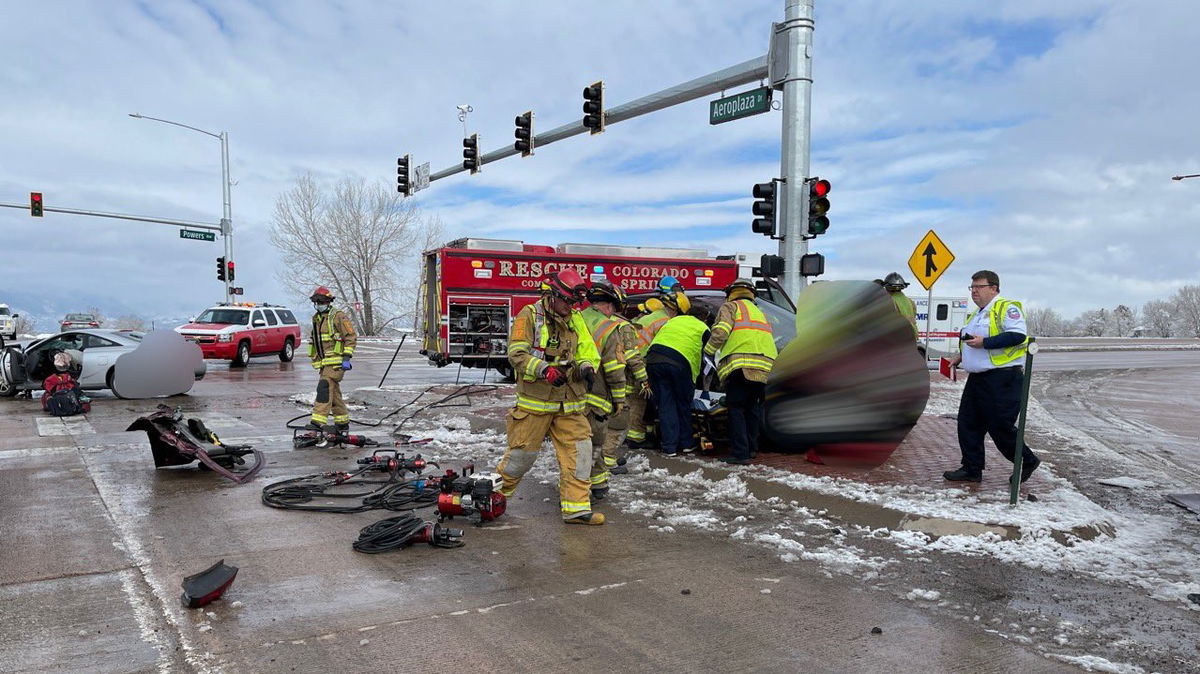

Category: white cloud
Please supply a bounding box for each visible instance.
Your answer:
[1,0,1198,323]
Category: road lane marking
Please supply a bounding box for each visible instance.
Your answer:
[35,417,97,437]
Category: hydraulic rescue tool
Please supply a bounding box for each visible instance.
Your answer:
[352,513,464,553]
[292,427,382,449]
[436,463,506,526]
[128,405,263,484]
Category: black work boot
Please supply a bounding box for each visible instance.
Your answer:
[336,423,350,434]
[591,486,609,501]
[609,464,629,475]
[305,420,322,431]
[1017,457,1042,483]
[315,424,339,448]
[943,467,982,482]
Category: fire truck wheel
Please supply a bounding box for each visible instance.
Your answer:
[279,338,295,363]
[232,341,251,368]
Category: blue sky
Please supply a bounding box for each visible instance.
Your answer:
[1,0,1198,326]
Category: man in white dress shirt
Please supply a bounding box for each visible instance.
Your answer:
[943,270,1041,484]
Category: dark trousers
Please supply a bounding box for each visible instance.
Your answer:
[647,361,695,454]
[957,367,1038,474]
[724,370,765,460]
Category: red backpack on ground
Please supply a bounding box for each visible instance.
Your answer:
[43,373,89,416]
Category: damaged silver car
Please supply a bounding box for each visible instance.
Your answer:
[0,329,205,398]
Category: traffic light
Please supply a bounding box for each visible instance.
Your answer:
[800,253,825,277]
[227,260,235,281]
[582,81,605,133]
[30,192,43,217]
[759,254,784,278]
[751,181,777,236]
[462,134,480,174]
[217,256,227,281]
[396,154,411,196]
[514,111,534,157]
[806,178,831,236]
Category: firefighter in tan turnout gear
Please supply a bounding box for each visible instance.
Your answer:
[308,286,357,438]
[580,279,639,500]
[498,270,607,525]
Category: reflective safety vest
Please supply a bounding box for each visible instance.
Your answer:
[507,299,601,414]
[891,292,918,340]
[635,309,670,351]
[710,299,777,381]
[964,297,1028,367]
[580,306,627,415]
[309,308,356,369]
[651,315,708,380]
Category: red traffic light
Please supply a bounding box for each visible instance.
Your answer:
[810,179,830,198]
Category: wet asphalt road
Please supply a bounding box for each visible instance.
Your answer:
[3,342,1197,673]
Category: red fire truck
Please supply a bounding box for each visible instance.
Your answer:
[419,238,741,375]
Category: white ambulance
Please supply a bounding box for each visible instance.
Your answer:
[911,295,970,359]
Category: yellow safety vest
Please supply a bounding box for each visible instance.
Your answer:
[635,309,670,351]
[715,299,777,381]
[651,315,708,380]
[964,297,1028,367]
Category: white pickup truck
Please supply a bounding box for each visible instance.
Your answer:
[0,304,18,340]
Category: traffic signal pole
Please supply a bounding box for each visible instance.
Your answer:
[777,0,815,301]
[427,55,769,183]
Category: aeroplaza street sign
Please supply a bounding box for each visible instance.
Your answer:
[710,87,772,125]
[907,230,955,291]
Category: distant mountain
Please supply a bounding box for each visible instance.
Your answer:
[0,288,203,333]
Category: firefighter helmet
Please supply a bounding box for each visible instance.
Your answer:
[662,290,691,315]
[724,278,756,296]
[657,275,683,295]
[540,269,587,304]
[310,286,335,303]
[882,272,909,291]
[587,279,627,308]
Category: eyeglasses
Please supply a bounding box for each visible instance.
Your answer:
[967,284,995,290]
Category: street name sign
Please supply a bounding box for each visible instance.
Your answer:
[710,86,771,125]
[180,228,216,242]
[907,229,954,291]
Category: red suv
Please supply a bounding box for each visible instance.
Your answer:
[175,303,302,367]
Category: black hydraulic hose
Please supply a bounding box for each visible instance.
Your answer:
[285,384,500,432]
[352,514,428,553]
[261,469,438,513]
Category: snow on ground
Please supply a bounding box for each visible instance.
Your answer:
[382,377,1200,612]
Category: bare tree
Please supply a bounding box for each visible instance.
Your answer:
[1026,306,1065,337]
[1073,308,1107,337]
[113,314,146,330]
[12,314,35,337]
[1141,299,1174,337]
[85,306,107,327]
[269,174,443,335]
[1109,304,1136,337]
[1172,285,1200,337]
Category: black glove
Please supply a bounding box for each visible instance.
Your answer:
[582,367,596,392]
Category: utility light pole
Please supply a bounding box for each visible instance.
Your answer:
[776,0,815,301]
[129,113,234,303]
